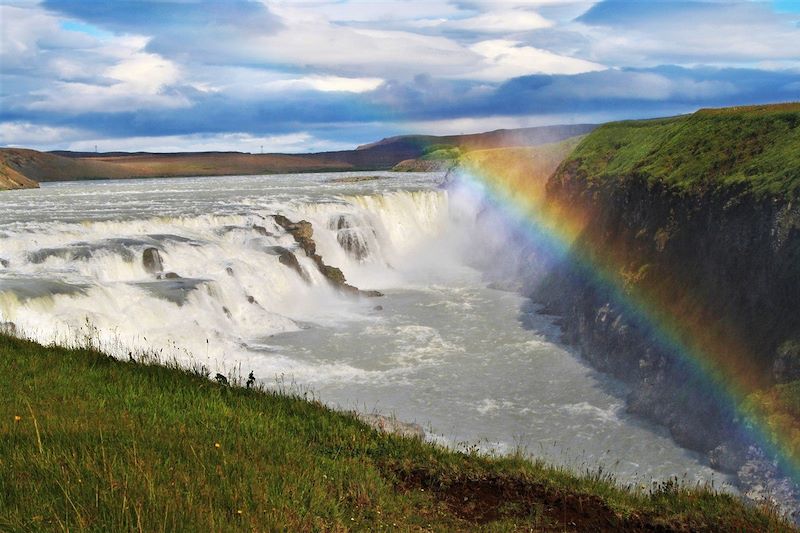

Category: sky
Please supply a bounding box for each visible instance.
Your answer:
[1,0,799,153]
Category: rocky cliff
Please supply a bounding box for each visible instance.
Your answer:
[528,103,800,513]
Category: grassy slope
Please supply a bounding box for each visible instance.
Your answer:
[0,334,790,532]
[562,103,800,197]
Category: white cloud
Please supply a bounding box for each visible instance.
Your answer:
[28,50,188,113]
[263,75,384,93]
[2,4,187,113]
[529,70,739,101]
[0,121,87,146]
[265,0,463,23]
[447,9,553,33]
[247,4,603,81]
[573,2,800,67]
[61,132,353,153]
[28,81,189,113]
[2,0,796,154]
[0,124,355,153]
[105,51,180,93]
[399,111,614,136]
[254,6,479,78]
[469,39,604,80]
[0,4,94,68]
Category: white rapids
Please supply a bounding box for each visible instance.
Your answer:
[0,171,733,490]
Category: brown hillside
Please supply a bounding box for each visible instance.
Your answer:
[0,124,597,186]
[0,159,39,190]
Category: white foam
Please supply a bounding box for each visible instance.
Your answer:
[0,183,483,384]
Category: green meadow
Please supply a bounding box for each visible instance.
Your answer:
[562,103,800,197]
[0,333,792,532]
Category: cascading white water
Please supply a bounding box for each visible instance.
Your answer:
[0,178,454,380]
[0,172,734,489]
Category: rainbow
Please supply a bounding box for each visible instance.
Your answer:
[451,155,800,491]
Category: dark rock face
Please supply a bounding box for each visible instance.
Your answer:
[337,230,370,261]
[529,171,800,508]
[273,215,313,244]
[329,214,371,261]
[356,413,425,439]
[142,247,164,274]
[277,249,309,282]
[774,339,800,383]
[360,289,383,298]
[328,214,353,231]
[0,258,8,268]
[252,225,273,237]
[739,447,800,520]
[709,443,748,474]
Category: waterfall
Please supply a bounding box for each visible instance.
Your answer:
[0,187,465,377]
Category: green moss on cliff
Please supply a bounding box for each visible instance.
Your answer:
[562,103,800,197]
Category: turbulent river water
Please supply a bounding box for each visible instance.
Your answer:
[0,172,732,490]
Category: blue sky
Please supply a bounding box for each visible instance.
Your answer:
[1,0,799,153]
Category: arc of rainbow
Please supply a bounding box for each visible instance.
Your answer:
[451,162,800,489]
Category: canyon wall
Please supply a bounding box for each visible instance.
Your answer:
[526,104,800,510]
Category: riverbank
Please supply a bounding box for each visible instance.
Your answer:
[0,332,790,531]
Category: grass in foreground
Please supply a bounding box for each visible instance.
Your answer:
[0,333,792,532]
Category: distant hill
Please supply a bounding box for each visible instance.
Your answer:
[0,124,596,189]
[359,124,596,152]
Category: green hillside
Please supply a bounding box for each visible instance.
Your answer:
[0,333,789,532]
[560,103,800,196]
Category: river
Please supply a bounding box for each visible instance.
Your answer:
[0,172,732,490]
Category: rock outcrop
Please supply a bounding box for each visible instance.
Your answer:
[142,248,164,275]
[356,413,425,440]
[272,214,382,297]
[774,339,800,384]
[329,214,371,261]
[535,176,800,456]
[277,248,309,282]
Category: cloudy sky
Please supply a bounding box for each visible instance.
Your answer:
[1,0,799,153]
